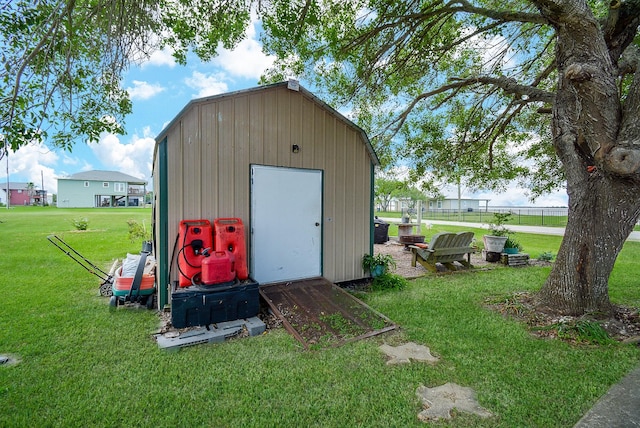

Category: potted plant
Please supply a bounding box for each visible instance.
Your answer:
[503,236,522,254]
[483,212,512,253]
[362,253,396,278]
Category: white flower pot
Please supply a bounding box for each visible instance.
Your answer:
[483,235,508,253]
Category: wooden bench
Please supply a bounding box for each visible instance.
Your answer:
[409,232,476,273]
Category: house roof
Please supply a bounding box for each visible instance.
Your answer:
[57,170,147,185]
[155,81,380,166]
[0,182,31,191]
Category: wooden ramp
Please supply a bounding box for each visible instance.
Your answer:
[260,277,396,349]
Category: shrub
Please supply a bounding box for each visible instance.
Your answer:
[71,217,89,230]
[370,273,407,291]
[127,219,150,243]
[538,251,555,262]
[487,212,513,236]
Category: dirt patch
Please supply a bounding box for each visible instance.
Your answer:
[485,292,640,345]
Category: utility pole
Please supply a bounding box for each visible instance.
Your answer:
[457,177,462,222]
[4,137,8,210]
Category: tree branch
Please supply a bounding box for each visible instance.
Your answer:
[449,76,555,103]
[448,0,548,25]
[347,1,546,53]
[603,0,640,62]
[385,75,554,136]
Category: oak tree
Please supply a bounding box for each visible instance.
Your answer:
[260,0,640,315]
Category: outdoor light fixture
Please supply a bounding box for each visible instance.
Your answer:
[292,144,300,153]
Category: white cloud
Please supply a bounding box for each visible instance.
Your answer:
[61,153,80,166]
[0,142,60,193]
[142,47,177,69]
[185,71,229,98]
[88,130,155,185]
[126,80,165,100]
[212,20,276,79]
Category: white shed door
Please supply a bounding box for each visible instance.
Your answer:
[251,165,322,284]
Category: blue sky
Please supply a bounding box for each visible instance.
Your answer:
[1,18,567,207]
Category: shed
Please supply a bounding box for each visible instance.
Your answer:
[152,81,379,308]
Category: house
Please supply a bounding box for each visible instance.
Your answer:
[1,182,47,206]
[152,81,379,308]
[57,170,147,208]
[380,197,489,213]
[427,198,489,212]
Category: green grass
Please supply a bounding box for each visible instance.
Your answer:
[1,207,639,427]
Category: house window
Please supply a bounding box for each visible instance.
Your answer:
[114,182,125,192]
[84,181,89,187]
[437,201,443,209]
[103,182,109,188]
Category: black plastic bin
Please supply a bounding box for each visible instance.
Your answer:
[171,279,260,328]
[374,217,390,244]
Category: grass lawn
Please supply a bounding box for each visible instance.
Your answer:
[376,210,569,227]
[1,207,639,427]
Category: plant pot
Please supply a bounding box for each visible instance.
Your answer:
[503,247,519,254]
[483,235,507,253]
[371,264,386,278]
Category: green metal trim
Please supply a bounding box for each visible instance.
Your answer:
[158,137,169,308]
[370,164,375,256]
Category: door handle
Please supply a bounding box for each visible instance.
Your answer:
[315,222,320,226]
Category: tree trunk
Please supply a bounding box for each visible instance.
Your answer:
[532,1,640,315]
[538,176,640,315]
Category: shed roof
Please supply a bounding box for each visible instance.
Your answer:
[155,81,380,166]
[58,170,147,185]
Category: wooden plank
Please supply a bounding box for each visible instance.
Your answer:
[432,247,476,256]
[260,278,396,349]
[501,253,530,266]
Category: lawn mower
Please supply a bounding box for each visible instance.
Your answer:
[47,235,116,297]
[47,235,156,309]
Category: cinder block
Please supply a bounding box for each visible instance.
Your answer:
[155,316,266,350]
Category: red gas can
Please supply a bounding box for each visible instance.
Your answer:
[177,219,213,287]
[201,251,236,285]
[214,218,248,280]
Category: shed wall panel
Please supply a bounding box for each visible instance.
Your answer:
[201,102,219,217]
[181,109,201,218]
[263,91,278,166]
[249,93,265,165]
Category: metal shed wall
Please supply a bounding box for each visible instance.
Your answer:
[153,83,376,305]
